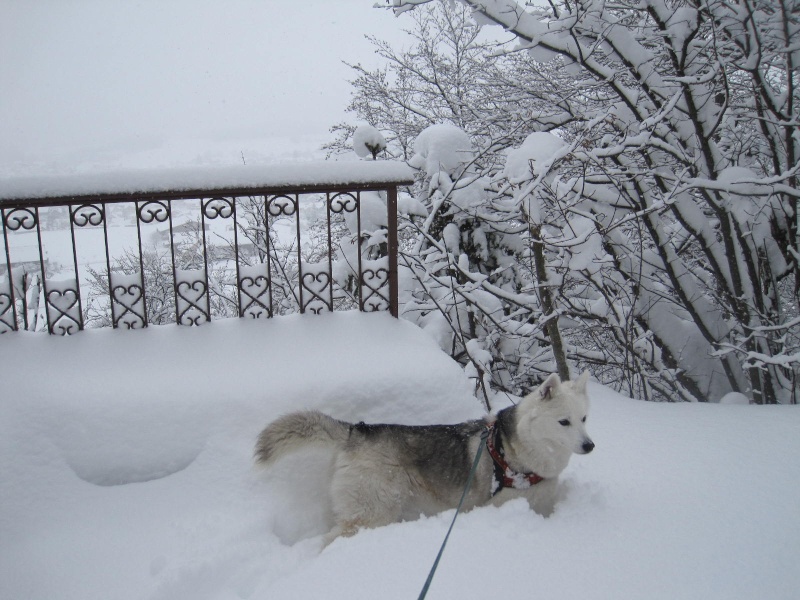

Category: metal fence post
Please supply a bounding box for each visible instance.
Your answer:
[387,185,399,318]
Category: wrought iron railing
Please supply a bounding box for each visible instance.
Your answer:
[0,162,413,334]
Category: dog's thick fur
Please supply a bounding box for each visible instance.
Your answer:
[255,372,593,544]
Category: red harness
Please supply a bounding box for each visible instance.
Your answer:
[485,422,544,496]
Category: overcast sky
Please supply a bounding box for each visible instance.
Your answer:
[0,0,410,174]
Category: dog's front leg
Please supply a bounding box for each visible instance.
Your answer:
[529,479,558,517]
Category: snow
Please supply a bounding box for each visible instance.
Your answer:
[718,166,774,245]
[0,161,415,202]
[719,391,750,405]
[503,131,567,183]
[341,191,388,236]
[565,214,610,275]
[398,195,428,218]
[352,125,388,159]
[408,124,474,177]
[1,312,799,600]
[666,6,699,48]
[442,222,461,253]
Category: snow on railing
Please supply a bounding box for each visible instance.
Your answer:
[0,161,414,334]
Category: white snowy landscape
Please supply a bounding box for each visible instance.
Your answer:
[1,313,799,600]
[0,0,407,175]
[3,0,800,598]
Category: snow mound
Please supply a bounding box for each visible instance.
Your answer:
[55,410,206,487]
[719,391,750,405]
[408,123,474,176]
[352,124,387,159]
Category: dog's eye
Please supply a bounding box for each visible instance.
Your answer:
[558,419,571,427]
[582,416,587,423]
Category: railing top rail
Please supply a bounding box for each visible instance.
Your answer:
[0,161,415,206]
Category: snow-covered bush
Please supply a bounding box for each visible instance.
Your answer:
[399,123,569,400]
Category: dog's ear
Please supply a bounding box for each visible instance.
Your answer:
[539,373,561,400]
[575,371,589,392]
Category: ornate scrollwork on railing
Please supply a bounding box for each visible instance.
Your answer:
[0,178,402,335]
[267,195,297,217]
[3,207,38,231]
[111,277,146,329]
[301,268,332,314]
[71,204,105,227]
[329,192,358,215]
[136,200,170,224]
[239,269,271,319]
[361,260,391,312]
[202,197,234,220]
[0,284,14,333]
[176,273,209,326]
[46,284,81,335]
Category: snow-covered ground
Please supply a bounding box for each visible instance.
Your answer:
[1,312,798,600]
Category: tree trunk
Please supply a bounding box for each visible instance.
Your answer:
[531,225,570,381]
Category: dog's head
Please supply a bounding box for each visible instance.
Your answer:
[518,372,594,455]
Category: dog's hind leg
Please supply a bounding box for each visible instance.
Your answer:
[324,455,404,546]
[322,520,363,547]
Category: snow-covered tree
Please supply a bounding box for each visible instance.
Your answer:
[326,0,559,166]
[398,123,575,400]
[386,0,800,403]
[85,247,176,328]
[327,1,584,398]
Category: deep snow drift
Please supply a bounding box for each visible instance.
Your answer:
[1,312,798,600]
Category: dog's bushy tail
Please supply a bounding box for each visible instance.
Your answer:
[254,410,351,465]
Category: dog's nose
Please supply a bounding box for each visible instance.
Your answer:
[582,440,595,454]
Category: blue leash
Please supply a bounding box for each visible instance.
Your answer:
[417,427,490,600]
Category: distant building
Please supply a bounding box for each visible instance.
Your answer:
[150,221,210,247]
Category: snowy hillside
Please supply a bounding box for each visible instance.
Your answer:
[1,313,798,600]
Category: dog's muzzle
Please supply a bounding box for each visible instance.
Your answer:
[582,440,595,454]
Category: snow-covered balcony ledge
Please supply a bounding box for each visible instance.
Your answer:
[0,161,414,335]
[0,161,415,203]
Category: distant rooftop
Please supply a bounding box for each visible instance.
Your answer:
[0,161,415,204]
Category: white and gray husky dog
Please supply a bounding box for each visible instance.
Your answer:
[255,372,593,543]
